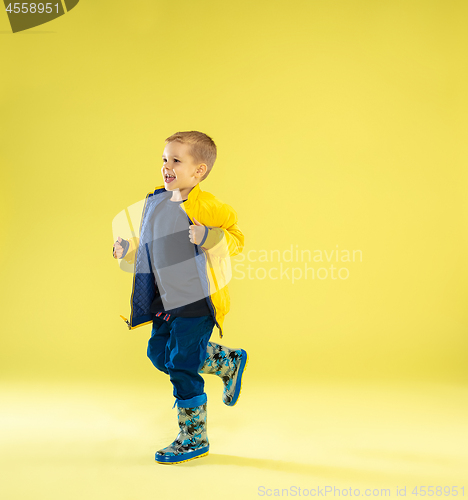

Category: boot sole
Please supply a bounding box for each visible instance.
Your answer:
[227,349,249,407]
[155,446,210,465]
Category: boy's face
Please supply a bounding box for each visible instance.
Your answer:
[161,141,205,192]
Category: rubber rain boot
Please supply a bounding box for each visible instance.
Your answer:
[199,342,248,406]
[155,393,209,465]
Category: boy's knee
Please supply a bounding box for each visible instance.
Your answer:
[147,345,168,373]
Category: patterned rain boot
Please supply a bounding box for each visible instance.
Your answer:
[155,393,209,465]
[199,342,248,406]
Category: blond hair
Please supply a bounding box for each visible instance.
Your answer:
[165,131,217,181]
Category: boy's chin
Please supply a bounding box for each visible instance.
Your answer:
[164,184,182,193]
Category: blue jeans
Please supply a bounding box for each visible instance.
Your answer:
[147,314,215,401]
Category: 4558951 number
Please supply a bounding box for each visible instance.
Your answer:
[6,3,60,14]
[411,486,465,496]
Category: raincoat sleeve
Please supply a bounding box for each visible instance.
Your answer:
[200,203,244,258]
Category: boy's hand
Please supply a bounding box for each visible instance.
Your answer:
[113,236,124,258]
[189,218,206,245]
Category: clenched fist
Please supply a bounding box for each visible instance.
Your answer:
[113,236,124,258]
[189,218,207,245]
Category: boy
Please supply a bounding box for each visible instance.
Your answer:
[113,131,248,465]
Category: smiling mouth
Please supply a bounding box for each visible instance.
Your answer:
[165,174,176,183]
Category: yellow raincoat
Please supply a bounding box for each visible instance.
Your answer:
[117,182,244,338]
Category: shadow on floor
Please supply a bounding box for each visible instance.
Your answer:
[180,452,452,484]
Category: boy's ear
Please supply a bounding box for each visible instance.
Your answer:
[196,164,208,177]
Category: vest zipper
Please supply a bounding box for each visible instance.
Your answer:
[120,315,131,329]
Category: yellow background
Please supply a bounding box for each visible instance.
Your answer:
[1,1,467,498]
